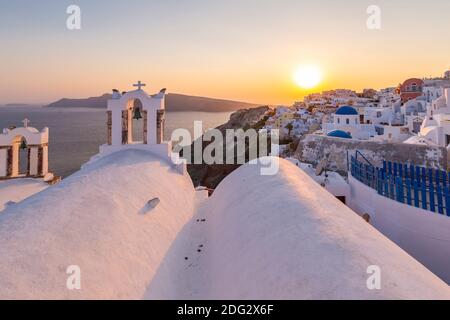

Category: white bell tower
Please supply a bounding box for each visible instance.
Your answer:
[105,81,166,146]
[95,82,185,173]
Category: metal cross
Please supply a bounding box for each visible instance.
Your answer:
[133,81,146,90]
[22,118,30,128]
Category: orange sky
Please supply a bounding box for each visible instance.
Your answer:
[1,1,449,105]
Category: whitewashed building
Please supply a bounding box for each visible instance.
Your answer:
[404,89,450,147]
[0,119,49,179]
[322,106,377,140]
[423,86,444,103]
[88,81,186,173]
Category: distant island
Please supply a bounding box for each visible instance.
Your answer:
[44,93,259,112]
[3,103,35,107]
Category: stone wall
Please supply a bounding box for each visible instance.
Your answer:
[295,134,447,174]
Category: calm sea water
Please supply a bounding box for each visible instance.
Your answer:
[0,106,231,177]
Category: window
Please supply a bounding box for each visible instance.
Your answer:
[346,118,350,125]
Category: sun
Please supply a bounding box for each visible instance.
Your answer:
[293,65,322,89]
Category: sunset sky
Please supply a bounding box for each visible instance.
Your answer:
[1,0,450,105]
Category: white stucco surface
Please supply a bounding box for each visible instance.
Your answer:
[286,158,350,198]
[0,127,48,146]
[202,158,450,299]
[0,149,197,299]
[0,178,48,212]
[0,126,49,178]
[0,154,448,299]
[108,88,165,146]
[348,174,450,285]
[148,158,450,299]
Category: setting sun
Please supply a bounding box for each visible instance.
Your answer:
[293,65,323,89]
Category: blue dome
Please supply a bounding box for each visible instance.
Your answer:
[327,130,352,139]
[335,106,358,115]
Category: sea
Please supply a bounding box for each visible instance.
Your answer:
[0,106,231,177]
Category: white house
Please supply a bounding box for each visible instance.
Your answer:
[405,89,450,148]
[372,125,412,143]
[275,106,291,116]
[423,86,444,103]
[364,107,393,125]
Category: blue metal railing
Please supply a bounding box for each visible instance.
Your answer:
[351,156,450,216]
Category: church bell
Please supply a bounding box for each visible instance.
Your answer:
[133,108,143,120]
[20,140,27,150]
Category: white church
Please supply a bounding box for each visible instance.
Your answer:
[0,119,50,179]
[322,105,377,140]
[0,82,449,300]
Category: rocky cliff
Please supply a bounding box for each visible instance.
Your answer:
[186,106,272,188]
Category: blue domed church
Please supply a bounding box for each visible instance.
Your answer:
[323,106,376,140]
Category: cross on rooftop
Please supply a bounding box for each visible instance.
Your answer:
[22,118,30,128]
[133,81,146,91]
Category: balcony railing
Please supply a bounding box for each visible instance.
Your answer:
[350,156,450,216]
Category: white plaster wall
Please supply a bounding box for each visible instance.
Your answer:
[204,158,450,299]
[42,146,49,175]
[347,175,450,284]
[29,148,38,176]
[0,149,7,177]
[378,126,411,143]
[335,114,358,126]
[111,108,123,146]
[107,90,165,146]
[11,145,19,177]
[142,94,164,145]
[0,127,49,177]
[147,110,157,145]
[0,127,48,146]
[446,89,450,107]
[95,143,172,166]
[0,149,196,299]
[126,109,133,143]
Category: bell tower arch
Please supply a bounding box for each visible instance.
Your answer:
[96,82,186,174]
[106,82,166,147]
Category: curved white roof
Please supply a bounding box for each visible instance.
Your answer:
[0,153,448,299]
[0,127,48,146]
[204,158,450,299]
[108,87,166,112]
[0,149,196,299]
[0,179,48,212]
